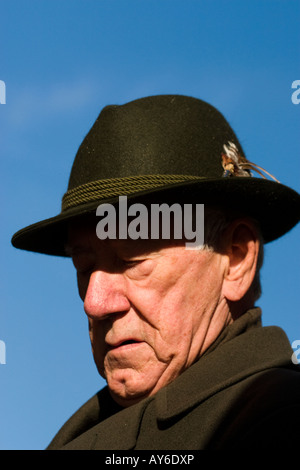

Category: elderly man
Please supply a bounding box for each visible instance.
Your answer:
[12,95,300,449]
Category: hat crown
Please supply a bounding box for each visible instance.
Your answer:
[68,95,243,190]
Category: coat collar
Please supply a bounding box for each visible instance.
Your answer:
[62,391,154,450]
[92,396,153,450]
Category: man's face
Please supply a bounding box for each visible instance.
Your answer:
[67,221,228,407]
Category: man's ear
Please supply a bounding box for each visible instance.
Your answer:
[221,219,260,302]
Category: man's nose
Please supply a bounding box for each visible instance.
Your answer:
[83,270,131,320]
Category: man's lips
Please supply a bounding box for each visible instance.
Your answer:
[106,339,144,351]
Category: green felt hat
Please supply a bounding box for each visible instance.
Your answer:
[11,94,300,256]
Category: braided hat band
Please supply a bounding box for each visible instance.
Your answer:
[61,174,201,211]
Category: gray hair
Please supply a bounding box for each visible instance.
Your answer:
[202,207,264,301]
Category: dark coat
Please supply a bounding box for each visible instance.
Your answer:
[47,309,300,450]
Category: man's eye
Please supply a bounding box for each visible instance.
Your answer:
[72,253,95,275]
[77,265,94,275]
[122,258,154,277]
[74,264,95,279]
[121,259,141,268]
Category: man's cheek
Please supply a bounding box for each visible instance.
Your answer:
[89,330,106,376]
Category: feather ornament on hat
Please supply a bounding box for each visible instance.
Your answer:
[221,141,280,182]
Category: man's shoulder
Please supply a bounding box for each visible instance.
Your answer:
[210,365,300,448]
[231,365,300,413]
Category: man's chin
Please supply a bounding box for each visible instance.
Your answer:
[105,372,160,408]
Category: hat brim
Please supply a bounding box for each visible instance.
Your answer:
[11,177,300,256]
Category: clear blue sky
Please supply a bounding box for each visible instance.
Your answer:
[1,0,299,450]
